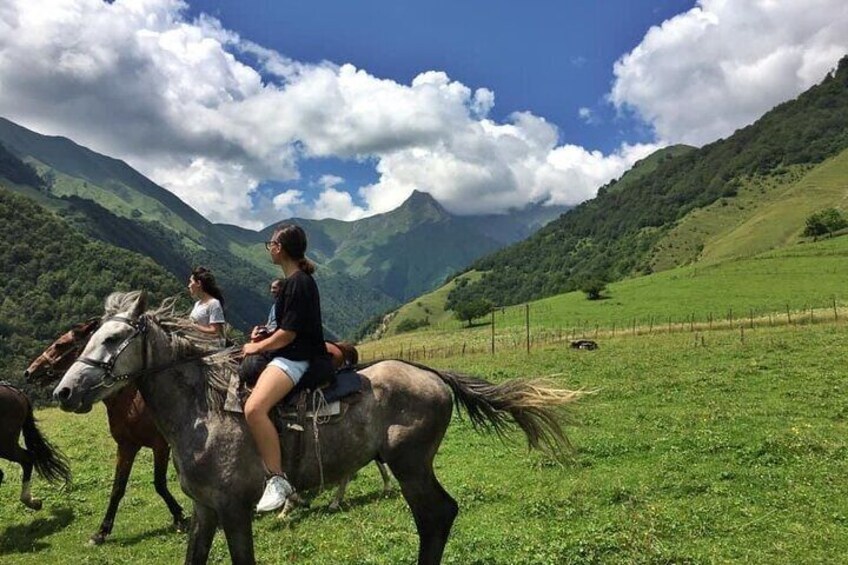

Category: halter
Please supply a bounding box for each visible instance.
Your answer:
[76,315,149,390]
[34,331,91,380]
[73,314,235,391]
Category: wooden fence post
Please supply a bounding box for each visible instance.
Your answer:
[491,309,495,355]
[525,304,530,354]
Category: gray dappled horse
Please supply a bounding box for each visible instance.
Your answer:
[53,292,585,565]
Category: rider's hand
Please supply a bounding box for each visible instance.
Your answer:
[242,341,262,356]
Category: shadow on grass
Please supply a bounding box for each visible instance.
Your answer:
[0,506,74,555]
[113,524,184,547]
[264,489,400,530]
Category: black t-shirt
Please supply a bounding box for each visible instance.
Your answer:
[273,270,326,361]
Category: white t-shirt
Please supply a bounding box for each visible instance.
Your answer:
[190,298,226,326]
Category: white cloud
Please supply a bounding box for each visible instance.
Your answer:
[272,189,305,219]
[610,0,848,146]
[8,0,837,226]
[578,107,596,124]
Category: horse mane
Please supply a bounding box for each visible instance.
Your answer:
[103,291,238,412]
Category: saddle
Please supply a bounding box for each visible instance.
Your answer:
[231,352,363,433]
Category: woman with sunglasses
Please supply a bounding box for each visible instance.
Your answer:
[242,224,327,512]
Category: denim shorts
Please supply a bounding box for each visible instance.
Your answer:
[268,357,310,385]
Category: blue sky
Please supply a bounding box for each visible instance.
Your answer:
[188,0,692,151]
[1,1,846,228]
[186,0,693,206]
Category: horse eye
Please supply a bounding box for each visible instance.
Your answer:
[103,336,122,346]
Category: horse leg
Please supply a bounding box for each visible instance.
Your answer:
[13,446,42,510]
[185,503,218,565]
[389,461,458,565]
[328,476,350,512]
[220,506,256,565]
[376,459,392,495]
[277,491,307,520]
[0,467,4,487]
[91,442,139,545]
[153,441,187,531]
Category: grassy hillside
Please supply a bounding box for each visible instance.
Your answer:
[360,233,848,355]
[455,55,848,308]
[651,146,848,270]
[0,184,183,396]
[3,322,848,563]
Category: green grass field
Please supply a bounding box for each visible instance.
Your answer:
[2,322,848,564]
[365,233,848,359]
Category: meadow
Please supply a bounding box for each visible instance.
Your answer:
[370,234,848,359]
[2,321,848,564]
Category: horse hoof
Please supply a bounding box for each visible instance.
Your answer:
[174,517,190,533]
[328,502,341,512]
[89,533,107,546]
[22,497,42,511]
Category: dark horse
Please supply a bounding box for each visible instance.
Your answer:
[25,318,387,542]
[25,318,187,545]
[0,382,71,509]
[53,292,585,565]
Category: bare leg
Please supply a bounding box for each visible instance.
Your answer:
[184,503,218,565]
[244,365,293,476]
[152,441,187,531]
[91,443,139,545]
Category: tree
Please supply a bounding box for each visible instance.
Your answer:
[804,208,848,238]
[580,279,607,301]
[452,298,493,327]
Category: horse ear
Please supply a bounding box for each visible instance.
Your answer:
[130,291,148,318]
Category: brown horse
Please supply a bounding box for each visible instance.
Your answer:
[0,383,71,509]
[25,319,188,545]
[25,321,389,541]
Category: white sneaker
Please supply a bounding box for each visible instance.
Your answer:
[256,475,294,513]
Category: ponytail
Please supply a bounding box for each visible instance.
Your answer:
[272,224,317,275]
[297,257,316,275]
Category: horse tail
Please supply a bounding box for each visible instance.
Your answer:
[430,366,586,463]
[352,358,589,462]
[21,403,71,484]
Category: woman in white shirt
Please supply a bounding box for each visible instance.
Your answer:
[187,266,227,343]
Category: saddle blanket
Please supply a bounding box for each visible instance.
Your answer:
[224,369,362,415]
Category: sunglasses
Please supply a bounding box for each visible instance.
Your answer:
[264,241,280,251]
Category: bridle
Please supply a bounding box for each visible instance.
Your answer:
[75,315,149,391]
[73,314,235,391]
[30,329,92,381]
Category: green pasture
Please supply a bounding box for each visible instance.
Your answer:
[2,322,848,563]
[367,233,848,357]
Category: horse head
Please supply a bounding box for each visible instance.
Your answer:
[53,292,150,413]
[25,318,100,385]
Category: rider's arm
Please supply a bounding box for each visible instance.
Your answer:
[194,322,224,336]
[252,328,296,352]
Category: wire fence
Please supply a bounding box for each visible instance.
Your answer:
[359,297,847,363]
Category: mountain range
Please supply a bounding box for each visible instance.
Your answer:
[411,55,848,318]
[0,117,566,339]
